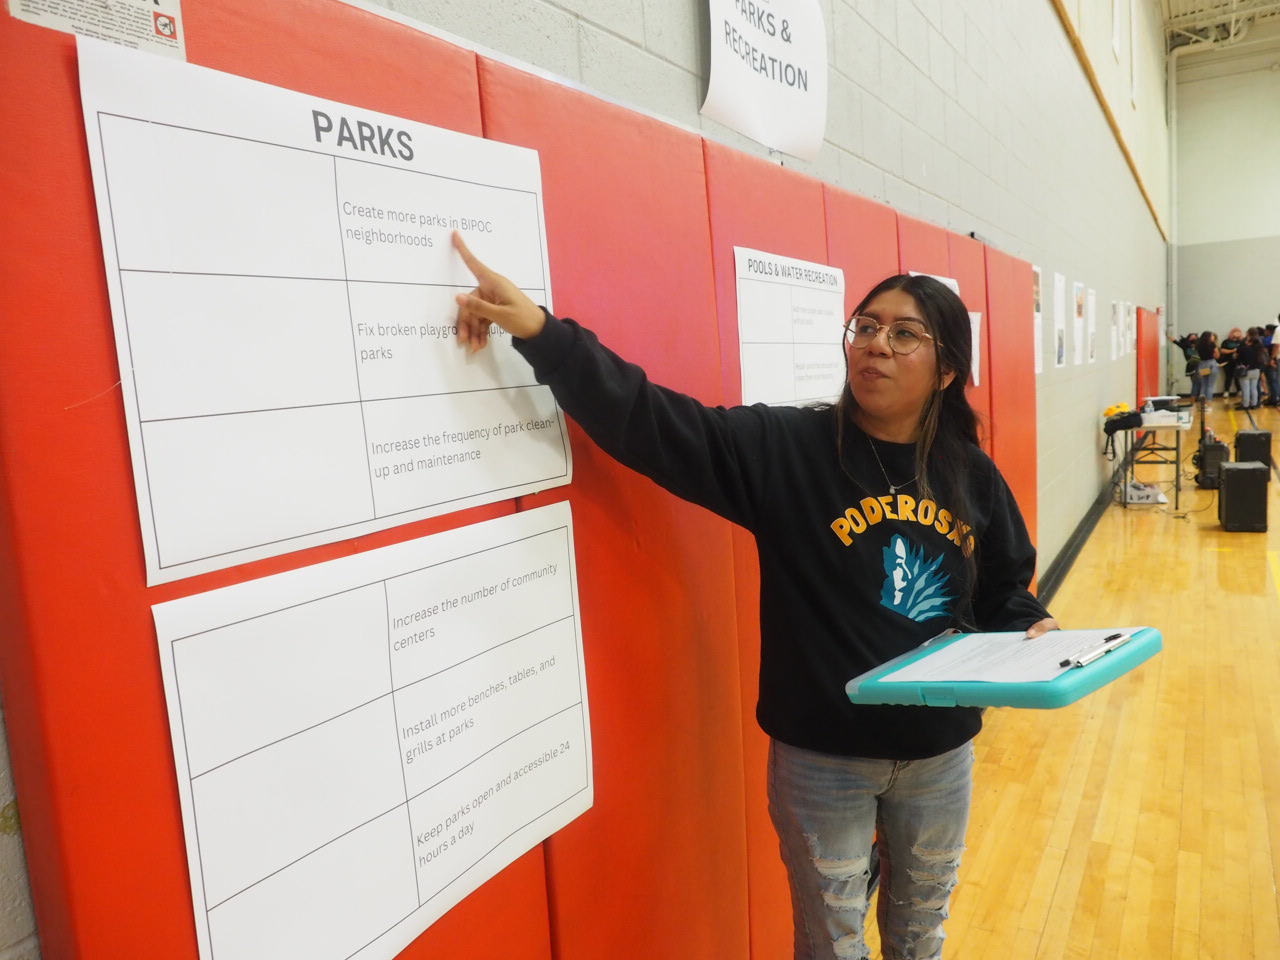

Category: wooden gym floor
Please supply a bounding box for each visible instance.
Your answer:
[868,399,1280,959]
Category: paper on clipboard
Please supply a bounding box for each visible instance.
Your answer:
[877,629,1145,684]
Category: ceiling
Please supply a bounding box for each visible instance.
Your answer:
[1163,0,1280,49]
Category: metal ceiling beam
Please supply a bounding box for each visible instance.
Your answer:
[1167,1,1280,31]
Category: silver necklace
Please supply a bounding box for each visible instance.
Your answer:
[864,432,918,495]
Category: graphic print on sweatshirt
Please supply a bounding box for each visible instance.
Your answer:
[880,534,953,621]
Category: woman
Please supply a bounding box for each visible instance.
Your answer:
[1219,326,1243,397]
[450,233,1057,960]
[1266,323,1280,406]
[1191,331,1219,402]
[1237,327,1266,409]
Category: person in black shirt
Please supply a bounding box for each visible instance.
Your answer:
[1220,327,1244,397]
[1191,331,1219,401]
[1237,328,1267,409]
[1168,331,1200,385]
[449,232,1057,960]
[1169,331,1198,356]
[1263,323,1279,406]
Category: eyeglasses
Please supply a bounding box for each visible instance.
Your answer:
[844,317,938,355]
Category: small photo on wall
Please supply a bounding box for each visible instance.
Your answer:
[1053,272,1067,369]
[1072,281,1085,366]
[1086,288,1097,364]
[1032,266,1043,375]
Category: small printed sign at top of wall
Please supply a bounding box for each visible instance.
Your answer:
[11,0,186,58]
[701,0,828,160]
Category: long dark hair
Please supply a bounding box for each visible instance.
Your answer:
[1196,332,1216,360]
[835,275,979,500]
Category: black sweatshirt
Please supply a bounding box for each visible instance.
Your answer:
[515,313,1050,760]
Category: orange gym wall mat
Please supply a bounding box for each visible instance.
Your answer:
[477,58,752,960]
[0,4,1042,957]
[948,231,993,451]
[703,141,829,960]
[896,212,950,278]
[0,5,545,959]
[984,247,1039,549]
[823,186,900,317]
[1136,308,1161,407]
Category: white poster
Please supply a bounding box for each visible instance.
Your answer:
[1072,281,1086,366]
[1110,301,1120,361]
[969,312,983,386]
[153,503,591,960]
[1032,266,1043,375]
[79,39,571,584]
[1130,302,1140,351]
[1053,272,1067,369]
[701,0,828,160]
[1087,289,1097,363]
[10,0,186,58]
[735,247,845,405]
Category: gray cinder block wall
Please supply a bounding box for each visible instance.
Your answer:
[382,0,1171,566]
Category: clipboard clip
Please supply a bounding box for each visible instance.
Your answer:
[1060,632,1132,669]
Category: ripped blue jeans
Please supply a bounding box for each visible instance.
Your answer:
[767,739,974,960]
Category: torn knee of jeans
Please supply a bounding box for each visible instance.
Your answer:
[814,854,871,915]
[821,888,869,913]
[832,932,869,960]
[905,844,964,888]
[806,846,871,884]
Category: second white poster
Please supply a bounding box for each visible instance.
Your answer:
[735,247,846,406]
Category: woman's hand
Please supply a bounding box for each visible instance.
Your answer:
[452,231,546,351]
[1024,618,1060,639]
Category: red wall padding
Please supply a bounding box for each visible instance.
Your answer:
[984,248,1039,550]
[949,232,993,450]
[0,7,1043,958]
[703,142,829,960]
[1136,308,1161,405]
[824,187,900,315]
[478,60,752,960]
[896,213,950,277]
[0,7,541,960]
[186,0,483,128]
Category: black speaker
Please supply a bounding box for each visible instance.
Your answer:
[1197,441,1229,489]
[1235,430,1272,476]
[1219,461,1269,532]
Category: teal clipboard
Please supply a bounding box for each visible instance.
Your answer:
[845,627,1163,709]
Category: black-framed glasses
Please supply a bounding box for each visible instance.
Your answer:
[844,317,938,355]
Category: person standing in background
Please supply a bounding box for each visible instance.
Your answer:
[1219,327,1243,397]
[1263,323,1278,406]
[1191,331,1219,402]
[1236,328,1266,410]
[1168,331,1199,384]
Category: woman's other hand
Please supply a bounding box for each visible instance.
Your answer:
[1024,618,1060,639]
[452,231,546,351]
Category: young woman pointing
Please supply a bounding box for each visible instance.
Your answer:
[451,232,1057,960]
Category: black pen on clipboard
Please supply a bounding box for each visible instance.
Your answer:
[1059,632,1132,669]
